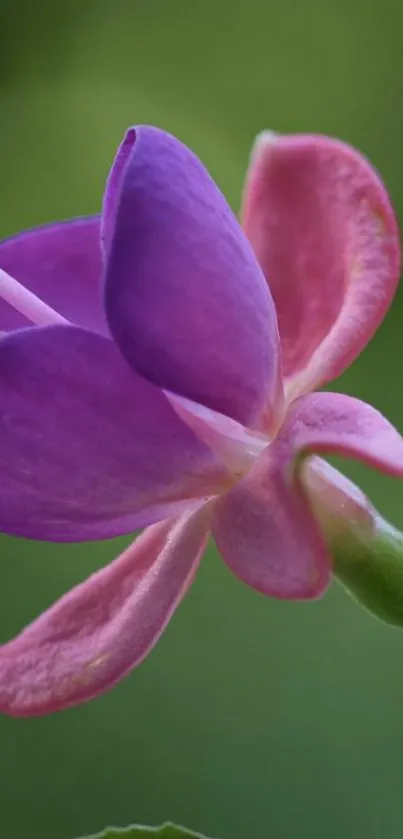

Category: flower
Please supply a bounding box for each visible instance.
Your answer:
[0,126,402,717]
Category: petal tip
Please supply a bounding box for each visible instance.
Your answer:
[250,129,278,157]
[257,555,331,602]
[299,563,331,601]
[119,126,137,151]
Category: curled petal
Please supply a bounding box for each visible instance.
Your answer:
[0,217,105,333]
[242,132,400,398]
[0,506,210,716]
[212,441,330,600]
[0,326,229,541]
[104,126,282,428]
[283,391,403,476]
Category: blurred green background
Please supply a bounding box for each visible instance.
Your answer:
[1,1,403,837]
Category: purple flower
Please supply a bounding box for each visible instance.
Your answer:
[0,126,401,716]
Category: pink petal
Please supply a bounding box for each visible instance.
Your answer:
[211,390,403,601]
[242,132,400,399]
[284,391,403,476]
[211,444,331,601]
[0,505,211,717]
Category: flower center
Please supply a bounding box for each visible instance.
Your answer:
[0,267,68,327]
[165,390,270,478]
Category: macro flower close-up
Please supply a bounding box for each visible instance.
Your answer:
[0,124,402,717]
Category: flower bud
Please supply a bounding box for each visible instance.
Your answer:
[302,458,403,628]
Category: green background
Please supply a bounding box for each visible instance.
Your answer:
[1,1,403,837]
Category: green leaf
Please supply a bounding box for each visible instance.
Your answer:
[78,823,214,839]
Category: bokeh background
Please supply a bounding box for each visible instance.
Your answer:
[1,1,403,837]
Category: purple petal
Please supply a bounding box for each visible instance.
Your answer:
[0,506,210,716]
[104,126,282,429]
[0,325,229,541]
[0,217,105,333]
[212,443,330,600]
